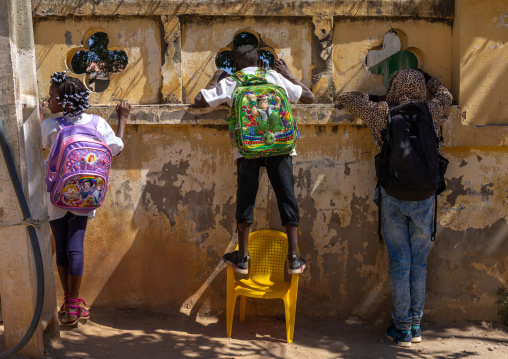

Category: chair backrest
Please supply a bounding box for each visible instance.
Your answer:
[248,230,288,285]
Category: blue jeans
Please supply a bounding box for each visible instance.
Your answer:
[379,186,434,331]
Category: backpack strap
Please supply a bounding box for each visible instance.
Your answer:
[230,70,246,84]
[431,195,438,241]
[88,114,100,129]
[55,115,100,129]
[55,117,73,128]
[377,182,384,244]
[231,69,268,86]
[255,67,268,80]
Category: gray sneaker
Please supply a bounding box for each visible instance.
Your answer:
[222,250,249,274]
[288,254,306,274]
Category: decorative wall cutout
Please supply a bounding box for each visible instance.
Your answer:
[366,31,419,85]
[68,31,128,92]
[215,30,276,74]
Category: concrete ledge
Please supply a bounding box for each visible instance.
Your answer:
[32,0,454,18]
[82,104,508,149]
[93,104,359,126]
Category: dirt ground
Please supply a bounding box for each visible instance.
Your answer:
[2,308,508,359]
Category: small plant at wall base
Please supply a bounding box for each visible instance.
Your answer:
[497,287,508,326]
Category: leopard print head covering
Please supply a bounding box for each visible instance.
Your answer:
[386,68,426,105]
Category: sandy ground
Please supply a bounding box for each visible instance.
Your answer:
[2,308,508,358]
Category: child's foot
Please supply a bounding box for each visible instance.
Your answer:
[222,250,249,274]
[411,325,422,343]
[67,298,90,327]
[58,294,70,323]
[385,323,412,347]
[288,254,306,274]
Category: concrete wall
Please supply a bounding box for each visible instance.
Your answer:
[29,0,508,323]
[0,0,57,357]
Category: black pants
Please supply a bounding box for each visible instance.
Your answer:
[236,155,299,226]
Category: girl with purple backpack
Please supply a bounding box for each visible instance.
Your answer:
[39,71,130,327]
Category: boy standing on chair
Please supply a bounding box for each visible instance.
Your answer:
[194,45,314,274]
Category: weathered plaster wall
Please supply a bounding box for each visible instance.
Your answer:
[333,18,452,96]
[29,0,508,324]
[181,16,313,103]
[453,0,508,126]
[0,0,57,356]
[34,17,162,104]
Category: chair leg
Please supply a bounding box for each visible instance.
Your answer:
[239,296,247,322]
[226,267,237,338]
[284,274,299,343]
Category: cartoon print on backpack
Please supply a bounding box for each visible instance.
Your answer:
[246,93,283,136]
[78,177,96,207]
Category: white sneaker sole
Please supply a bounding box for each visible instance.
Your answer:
[224,259,248,274]
[288,263,306,274]
[411,336,422,343]
[386,333,412,347]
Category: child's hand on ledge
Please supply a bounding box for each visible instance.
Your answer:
[116,101,131,122]
[115,101,130,141]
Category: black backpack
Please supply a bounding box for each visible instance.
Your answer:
[375,102,448,243]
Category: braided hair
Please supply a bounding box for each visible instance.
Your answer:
[50,71,90,117]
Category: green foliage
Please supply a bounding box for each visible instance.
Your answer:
[497,287,508,326]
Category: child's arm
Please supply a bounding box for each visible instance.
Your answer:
[273,59,315,104]
[423,73,453,120]
[336,91,389,126]
[39,100,47,123]
[115,101,130,141]
[194,69,228,107]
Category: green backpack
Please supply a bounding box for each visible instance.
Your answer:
[226,68,298,159]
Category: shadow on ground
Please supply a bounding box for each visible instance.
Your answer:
[27,307,508,359]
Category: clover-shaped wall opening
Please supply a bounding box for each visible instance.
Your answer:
[215,30,276,75]
[365,30,425,86]
[67,30,128,93]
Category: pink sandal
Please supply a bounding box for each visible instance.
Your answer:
[67,298,90,327]
[58,294,70,323]
[58,294,70,314]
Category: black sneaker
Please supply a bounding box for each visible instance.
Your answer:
[385,323,412,347]
[222,250,249,274]
[411,325,422,343]
[288,254,306,274]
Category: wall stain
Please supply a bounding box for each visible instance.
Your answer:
[141,160,216,233]
[446,176,469,207]
[445,175,496,207]
[294,165,320,289]
[64,30,72,47]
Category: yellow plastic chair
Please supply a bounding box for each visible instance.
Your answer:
[226,230,300,343]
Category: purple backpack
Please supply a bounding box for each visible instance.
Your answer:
[46,116,112,212]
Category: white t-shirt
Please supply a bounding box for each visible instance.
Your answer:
[41,113,124,220]
[200,66,302,161]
